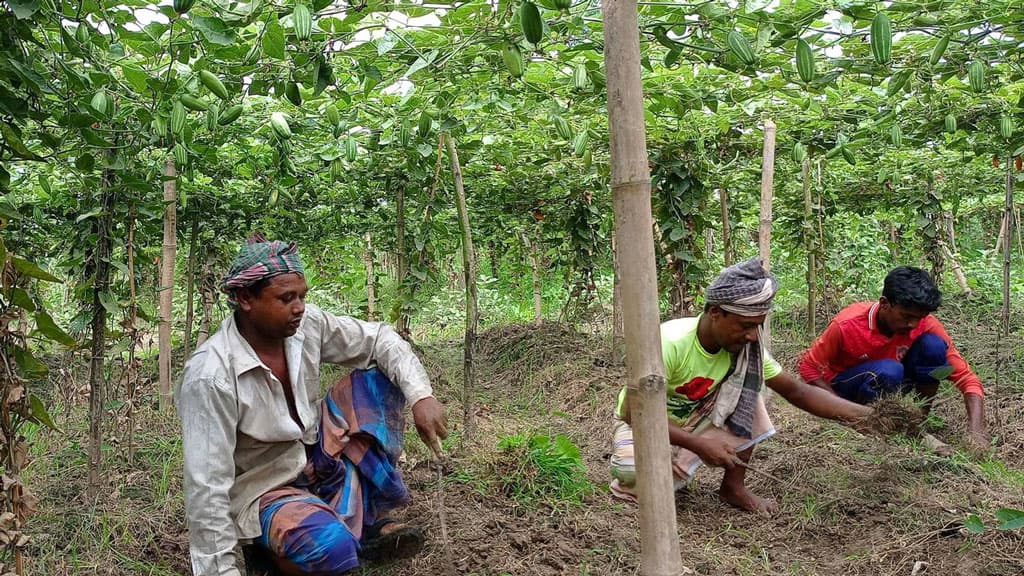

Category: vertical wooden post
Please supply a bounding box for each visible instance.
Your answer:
[611,231,625,360]
[720,187,732,267]
[183,215,199,359]
[447,134,479,441]
[520,232,543,326]
[126,204,139,465]
[158,156,177,411]
[758,120,776,346]
[1002,158,1014,341]
[396,180,407,298]
[602,0,682,573]
[803,157,816,337]
[365,231,375,321]
[197,253,215,348]
[88,165,116,498]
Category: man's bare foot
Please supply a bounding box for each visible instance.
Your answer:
[719,483,778,514]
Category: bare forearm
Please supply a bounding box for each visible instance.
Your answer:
[965,393,986,434]
[808,378,833,393]
[667,421,706,453]
[782,382,870,422]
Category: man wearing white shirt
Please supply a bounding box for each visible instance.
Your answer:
[176,237,447,576]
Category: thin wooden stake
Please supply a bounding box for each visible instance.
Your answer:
[158,156,177,410]
[758,119,777,349]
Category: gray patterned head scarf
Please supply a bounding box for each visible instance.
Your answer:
[705,257,778,316]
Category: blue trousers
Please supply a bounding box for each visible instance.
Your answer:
[831,333,953,405]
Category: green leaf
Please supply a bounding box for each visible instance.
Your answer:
[263,16,286,59]
[10,257,61,283]
[965,514,985,533]
[33,310,77,347]
[1,123,39,160]
[38,174,51,195]
[996,508,1024,531]
[121,65,150,93]
[75,154,95,172]
[10,287,35,312]
[75,208,104,223]
[7,0,39,19]
[98,291,121,315]
[193,16,237,45]
[29,394,59,431]
[11,345,47,379]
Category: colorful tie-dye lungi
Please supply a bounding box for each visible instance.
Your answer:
[257,368,408,575]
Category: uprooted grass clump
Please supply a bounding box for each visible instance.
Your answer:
[490,432,595,509]
[857,394,927,438]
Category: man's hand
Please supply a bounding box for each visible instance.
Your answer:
[965,429,991,456]
[693,437,738,469]
[411,397,448,459]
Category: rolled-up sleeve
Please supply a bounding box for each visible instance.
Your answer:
[177,375,242,576]
[316,310,434,406]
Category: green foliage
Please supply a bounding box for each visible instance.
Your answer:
[963,508,1024,534]
[494,432,593,507]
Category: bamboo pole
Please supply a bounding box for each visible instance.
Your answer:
[396,180,406,300]
[158,157,177,410]
[197,251,215,348]
[1001,159,1014,344]
[939,212,971,295]
[183,215,198,359]
[758,120,776,347]
[447,134,479,441]
[126,204,138,465]
[365,231,375,321]
[88,166,116,498]
[997,156,1014,431]
[611,231,625,361]
[803,158,816,336]
[602,0,682,573]
[520,232,542,326]
[720,188,732,266]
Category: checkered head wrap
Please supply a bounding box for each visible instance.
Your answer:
[221,235,304,306]
[705,257,777,317]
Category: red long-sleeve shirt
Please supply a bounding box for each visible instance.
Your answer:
[798,302,984,398]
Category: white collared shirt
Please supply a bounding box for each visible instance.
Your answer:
[175,304,433,576]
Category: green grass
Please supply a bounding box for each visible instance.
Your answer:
[492,432,594,509]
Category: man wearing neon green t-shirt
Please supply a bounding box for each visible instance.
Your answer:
[610,258,872,513]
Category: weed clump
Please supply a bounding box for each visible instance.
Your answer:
[491,433,594,508]
[858,394,926,438]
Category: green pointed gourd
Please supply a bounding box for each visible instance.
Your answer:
[520,2,543,45]
[796,40,815,84]
[200,70,230,100]
[727,31,756,66]
[871,12,892,65]
[293,4,313,40]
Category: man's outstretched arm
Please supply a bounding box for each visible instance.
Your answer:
[767,372,872,422]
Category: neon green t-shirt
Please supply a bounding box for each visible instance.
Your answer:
[616,315,782,425]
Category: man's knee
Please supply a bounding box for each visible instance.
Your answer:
[871,359,905,385]
[833,360,904,404]
[908,333,948,362]
[277,521,359,574]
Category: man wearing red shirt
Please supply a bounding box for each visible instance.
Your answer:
[799,267,989,453]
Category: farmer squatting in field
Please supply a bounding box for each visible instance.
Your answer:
[609,257,873,513]
[176,236,447,575]
[799,266,990,456]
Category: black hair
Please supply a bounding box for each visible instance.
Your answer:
[239,276,272,297]
[882,266,942,311]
